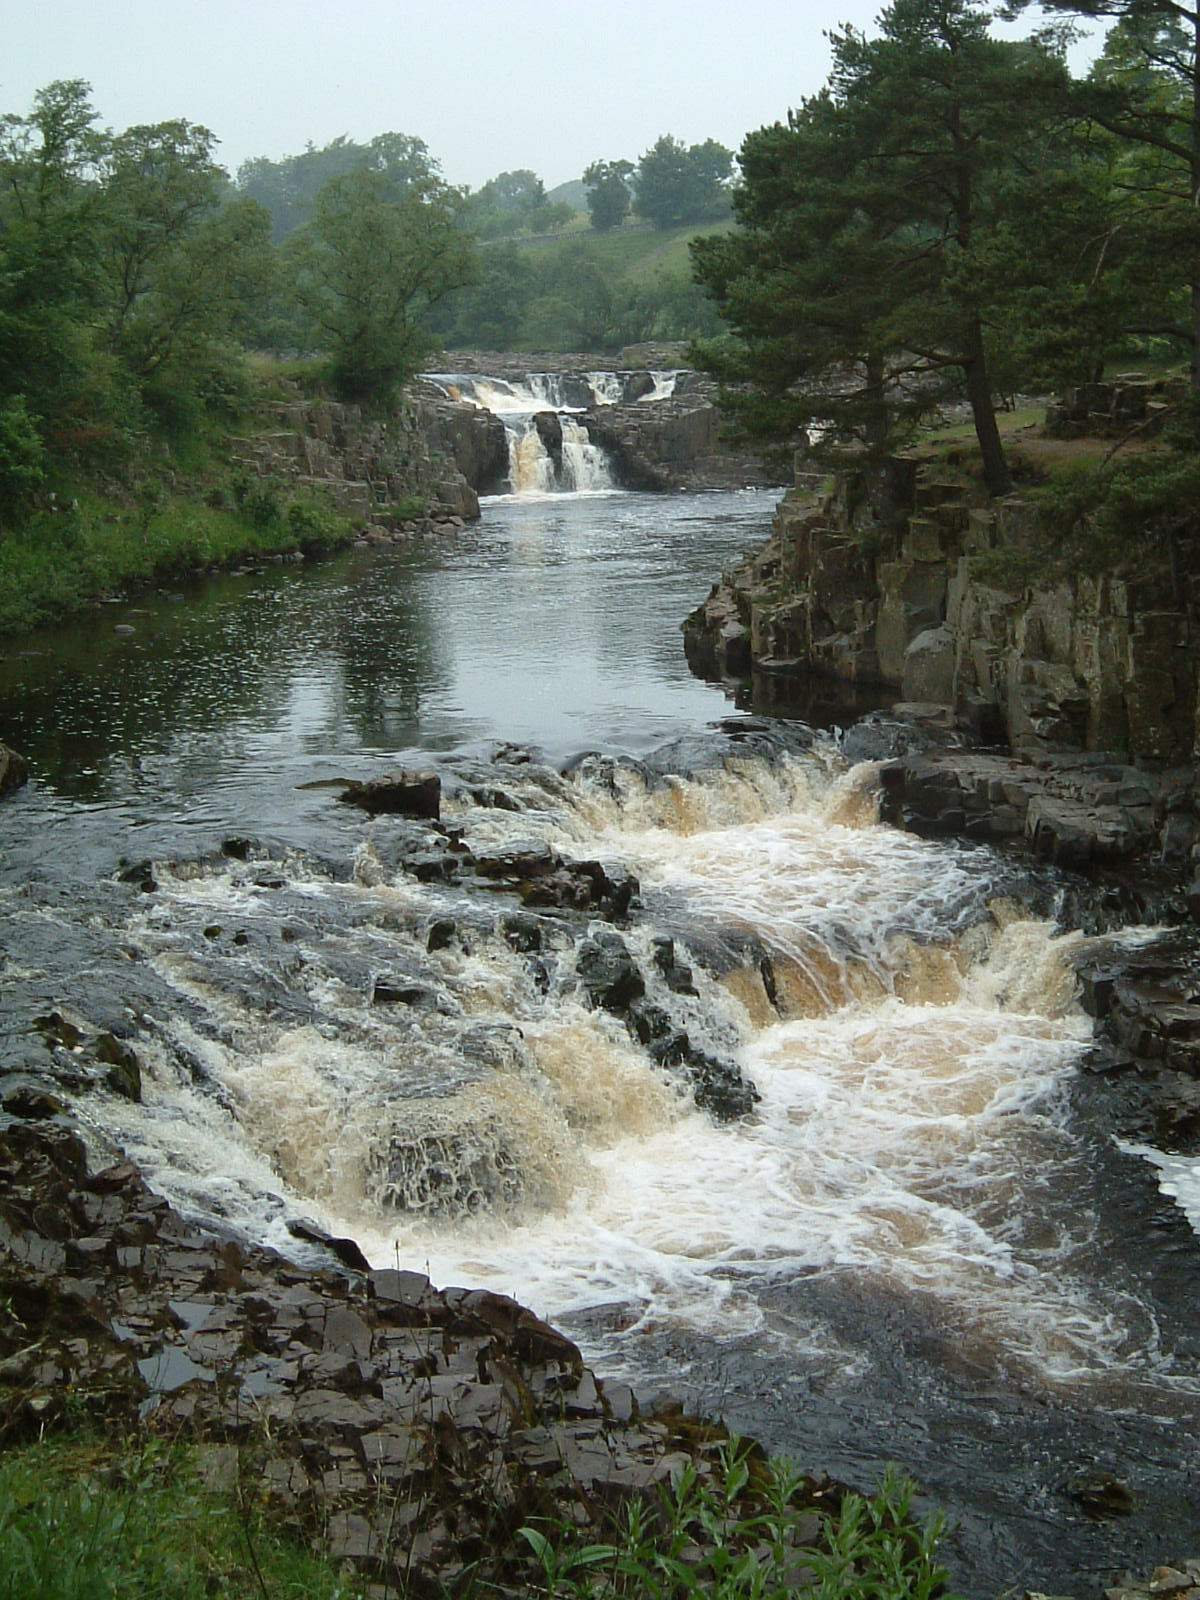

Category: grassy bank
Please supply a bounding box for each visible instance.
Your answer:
[0,1424,959,1600]
[0,482,357,638]
[512,218,733,285]
[0,1430,366,1600]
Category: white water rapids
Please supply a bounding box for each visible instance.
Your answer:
[425,369,679,495]
[71,744,1182,1400]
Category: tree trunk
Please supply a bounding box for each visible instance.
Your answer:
[962,324,1012,498]
[864,350,888,453]
[1192,4,1200,388]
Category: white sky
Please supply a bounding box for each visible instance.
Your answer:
[3,2,1105,191]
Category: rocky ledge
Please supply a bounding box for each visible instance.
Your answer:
[0,1113,857,1595]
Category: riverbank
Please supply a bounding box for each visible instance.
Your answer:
[0,1114,959,1597]
[0,373,489,640]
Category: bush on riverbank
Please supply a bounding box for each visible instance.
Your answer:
[0,479,355,636]
[0,1424,959,1600]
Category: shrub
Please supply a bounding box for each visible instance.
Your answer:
[519,1441,960,1600]
[0,398,46,526]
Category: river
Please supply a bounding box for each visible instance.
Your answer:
[1,482,1198,1596]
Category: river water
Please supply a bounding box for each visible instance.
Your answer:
[1,486,1198,1595]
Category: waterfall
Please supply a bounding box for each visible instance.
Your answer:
[560,417,613,491]
[426,369,625,496]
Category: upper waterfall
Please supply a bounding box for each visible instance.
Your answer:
[423,367,681,497]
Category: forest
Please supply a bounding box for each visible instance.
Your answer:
[2,0,1198,547]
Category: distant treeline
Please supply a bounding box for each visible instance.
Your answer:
[0,88,735,522]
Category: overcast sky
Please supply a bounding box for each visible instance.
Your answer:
[3,2,1105,192]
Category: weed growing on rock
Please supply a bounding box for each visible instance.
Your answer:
[519,1440,960,1600]
[0,1431,367,1600]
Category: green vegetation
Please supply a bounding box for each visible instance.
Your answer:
[429,222,731,352]
[692,0,1200,520]
[0,1422,959,1600]
[0,478,352,635]
[0,1432,365,1600]
[632,136,734,230]
[465,169,575,239]
[583,159,636,231]
[288,167,473,404]
[519,1445,958,1600]
[236,130,441,241]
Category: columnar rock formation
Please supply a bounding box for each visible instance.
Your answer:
[684,458,1198,771]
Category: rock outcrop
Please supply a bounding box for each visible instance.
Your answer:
[684,457,1199,776]
[0,741,29,799]
[582,381,778,492]
[229,387,487,529]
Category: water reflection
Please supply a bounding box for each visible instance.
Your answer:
[0,492,779,802]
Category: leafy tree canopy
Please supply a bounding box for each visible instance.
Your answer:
[582,159,634,230]
[694,1,1078,495]
[634,135,734,228]
[236,131,440,240]
[464,169,574,239]
[289,168,475,403]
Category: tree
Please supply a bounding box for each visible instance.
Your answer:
[582,159,633,230]
[292,168,475,403]
[424,242,536,348]
[464,169,572,239]
[1006,0,1200,382]
[695,1,1073,495]
[99,121,272,383]
[694,93,937,463]
[0,80,106,422]
[237,131,439,240]
[634,135,733,228]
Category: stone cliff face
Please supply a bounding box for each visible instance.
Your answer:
[228,387,493,531]
[582,385,776,491]
[684,458,1199,772]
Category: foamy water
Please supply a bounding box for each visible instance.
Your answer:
[71,744,1184,1396]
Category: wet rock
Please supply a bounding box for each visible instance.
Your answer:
[2,1084,66,1120]
[96,1034,142,1103]
[286,1219,372,1274]
[34,1011,86,1051]
[117,859,157,893]
[371,978,439,1009]
[683,1048,761,1122]
[653,936,698,995]
[338,770,441,820]
[533,410,563,464]
[623,371,657,402]
[576,933,645,1013]
[503,912,545,953]
[473,844,638,919]
[426,916,457,952]
[220,836,254,861]
[1063,1470,1136,1517]
[0,741,29,798]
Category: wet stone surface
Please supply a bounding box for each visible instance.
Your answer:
[1,1117,814,1594]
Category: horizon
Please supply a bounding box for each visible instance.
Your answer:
[3,1,1104,193]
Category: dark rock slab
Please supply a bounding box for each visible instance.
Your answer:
[0,741,29,799]
[337,771,441,820]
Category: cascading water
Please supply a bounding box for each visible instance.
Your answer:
[2,485,1198,1595]
[425,367,678,496]
[58,746,1183,1403]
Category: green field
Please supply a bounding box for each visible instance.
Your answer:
[510,217,733,283]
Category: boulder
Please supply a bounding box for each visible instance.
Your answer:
[623,371,657,402]
[0,741,29,799]
[576,932,645,1013]
[902,626,956,705]
[533,411,564,464]
[337,771,441,820]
